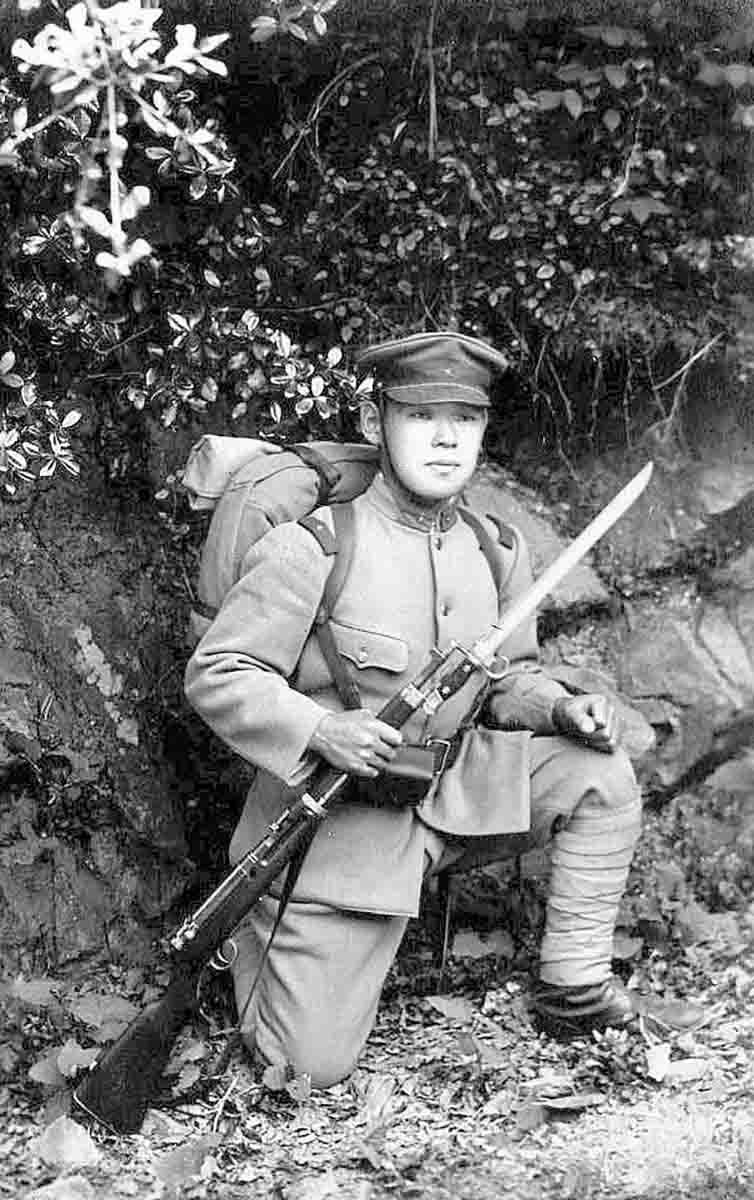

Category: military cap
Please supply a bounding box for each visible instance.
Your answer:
[356,331,508,408]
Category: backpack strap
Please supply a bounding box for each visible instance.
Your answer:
[298,504,361,711]
[457,507,518,609]
[292,443,341,506]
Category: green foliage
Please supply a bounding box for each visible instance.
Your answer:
[0,0,355,495]
[251,0,340,45]
[264,19,753,447]
[1,6,753,497]
[0,349,81,490]
[6,0,234,271]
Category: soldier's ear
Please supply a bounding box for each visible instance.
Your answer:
[360,398,383,446]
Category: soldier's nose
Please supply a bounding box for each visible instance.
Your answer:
[433,420,457,445]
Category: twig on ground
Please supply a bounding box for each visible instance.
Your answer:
[211,1074,238,1133]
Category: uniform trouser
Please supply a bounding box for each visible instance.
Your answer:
[229,737,640,1088]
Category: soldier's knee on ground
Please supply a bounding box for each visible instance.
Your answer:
[252,1009,363,1088]
[232,951,367,1087]
[236,1026,356,1089]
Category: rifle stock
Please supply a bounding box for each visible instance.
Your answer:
[73,966,199,1134]
[72,792,328,1133]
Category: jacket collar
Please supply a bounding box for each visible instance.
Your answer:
[365,472,459,533]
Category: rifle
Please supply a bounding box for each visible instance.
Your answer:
[72,463,652,1134]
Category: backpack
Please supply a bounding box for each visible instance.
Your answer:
[182,435,515,708]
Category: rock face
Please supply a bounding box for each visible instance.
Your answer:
[1,449,752,968]
[0,477,194,970]
[467,464,608,613]
[616,588,754,787]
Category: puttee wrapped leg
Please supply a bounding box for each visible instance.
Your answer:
[528,742,641,989]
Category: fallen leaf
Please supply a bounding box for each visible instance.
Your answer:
[480,1088,514,1116]
[515,1101,548,1133]
[27,1175,97,1200]
[10,976,62,1008]
[29,1049,66,1089]
[285,1169,340,1200]
[34,1115,100,1169]
[171,1062,201,1096]
[646,1043,672,1082]
[458,1034,510,1070]
[166,1035,207,1075]
[452,929,515,960]
[200,1154,220,1180]
[140,1110,192,1140]
[56,1039,99,1079]
[425,995,476,1022]
[153,1134,221,1193]
[70,992,138,1031]
[525,1071,575,1096]
[665,1058,709,1082]
[112,1180,142,1196]
[0,1042,20,1077]
[612,932,644,960]
[42,1087,72,1127]
[675,900,735,946]
[540,1091,604,1111]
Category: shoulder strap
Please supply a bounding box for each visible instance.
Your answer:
[323,502,357,619]
[292,443,341,505]
[457,506,519,607]
[298,505,361,711]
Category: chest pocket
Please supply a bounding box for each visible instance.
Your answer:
[330,619,409,673]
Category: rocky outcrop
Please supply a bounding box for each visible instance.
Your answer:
[467,464,609,614]
[0,479,194,969]
[1,447,752,968]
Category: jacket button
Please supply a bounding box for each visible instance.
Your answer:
[358,648,368,663]
[440,602,450,617]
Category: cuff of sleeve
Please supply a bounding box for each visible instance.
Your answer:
[487,679,569,736]
[265,694,332,786]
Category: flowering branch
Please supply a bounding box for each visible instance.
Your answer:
[6,0,233,276]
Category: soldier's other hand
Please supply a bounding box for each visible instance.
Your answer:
[308,709,403,776]
[552,694,619,754]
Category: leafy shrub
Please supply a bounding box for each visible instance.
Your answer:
[262,19,754,449]
[1,5,753,498]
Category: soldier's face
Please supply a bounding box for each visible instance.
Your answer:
[370,399,487,501]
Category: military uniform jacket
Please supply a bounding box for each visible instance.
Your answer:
[184,474,569,917]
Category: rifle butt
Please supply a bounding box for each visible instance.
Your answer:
[72,967,199,1134]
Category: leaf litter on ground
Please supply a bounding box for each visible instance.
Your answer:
[5,905,754,1199]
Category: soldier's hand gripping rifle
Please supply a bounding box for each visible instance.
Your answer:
[72,464,652,1135]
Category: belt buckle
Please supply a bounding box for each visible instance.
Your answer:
[425,737,452,775]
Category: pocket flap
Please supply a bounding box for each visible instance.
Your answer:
[330,621,409,673]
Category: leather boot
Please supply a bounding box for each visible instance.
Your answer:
[531,976,706,1039]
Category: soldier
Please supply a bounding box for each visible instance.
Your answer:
[184,331,702,1087]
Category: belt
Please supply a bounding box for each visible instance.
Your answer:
[353,734,464,809]
[384,735,463,783]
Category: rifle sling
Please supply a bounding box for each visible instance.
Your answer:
[235,823,318,1030]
